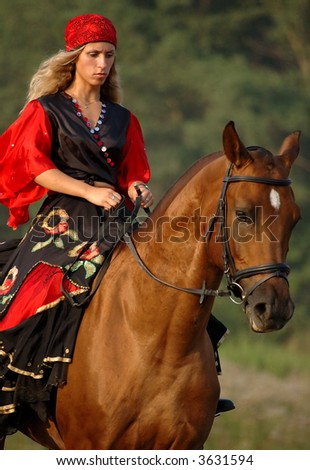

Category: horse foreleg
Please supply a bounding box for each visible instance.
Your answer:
[0,435,6,450]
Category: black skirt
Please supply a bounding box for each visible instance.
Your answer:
[0,193,131,435]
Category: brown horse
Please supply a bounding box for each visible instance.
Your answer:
[5,121,301,449]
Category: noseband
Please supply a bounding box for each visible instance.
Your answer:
[204,160,292,305]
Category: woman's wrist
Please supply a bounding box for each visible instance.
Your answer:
[130,181,149,191]
[128,181,153,208]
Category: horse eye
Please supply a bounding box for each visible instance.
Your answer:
[236,210,253,224]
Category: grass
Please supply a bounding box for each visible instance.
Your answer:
[219,332,310,377]
[5,434,45,450]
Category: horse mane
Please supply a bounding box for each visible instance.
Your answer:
[152,150,224,218]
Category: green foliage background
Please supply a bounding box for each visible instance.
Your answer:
[0,0,309,450]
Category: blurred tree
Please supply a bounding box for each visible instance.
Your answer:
[0,0,309,328]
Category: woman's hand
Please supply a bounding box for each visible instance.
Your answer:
[34,169,122,210]
[34,169,151,211]
[85,186,122,210]
[128,181,154,208]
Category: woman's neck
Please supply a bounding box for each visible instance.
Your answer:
[65,85,101,107]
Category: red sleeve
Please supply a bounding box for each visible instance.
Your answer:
[0,100,56,229]
[116,112,150,199]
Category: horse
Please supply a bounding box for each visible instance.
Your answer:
[2,121,301,450]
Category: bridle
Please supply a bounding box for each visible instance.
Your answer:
[124,152,292,308]
[204,160,292,305]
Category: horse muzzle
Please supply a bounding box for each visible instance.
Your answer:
[226,262,293,332]
[243,278,295,332]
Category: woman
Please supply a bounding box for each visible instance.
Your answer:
[0,13,233,437]
[0,13,153,434]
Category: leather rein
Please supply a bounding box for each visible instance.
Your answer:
[124,161,292,307]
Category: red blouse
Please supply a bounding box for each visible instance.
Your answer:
[0,100,150,229]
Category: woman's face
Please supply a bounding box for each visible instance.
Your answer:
[74,42,116,87]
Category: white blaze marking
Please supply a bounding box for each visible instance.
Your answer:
[270,189,281,210]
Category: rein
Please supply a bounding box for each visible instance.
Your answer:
[61,194,143,308]
[124,162,292,307]
[123,233,231,304]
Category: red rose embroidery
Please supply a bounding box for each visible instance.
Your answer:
[80,242,100,260]
[42,209,69,235]
[0,266,18,296]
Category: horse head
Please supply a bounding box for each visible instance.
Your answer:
[217,121,301,332]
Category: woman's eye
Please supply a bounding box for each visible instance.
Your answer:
[236,210,253,224]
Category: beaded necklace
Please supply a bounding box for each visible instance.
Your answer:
[71,98,115,167]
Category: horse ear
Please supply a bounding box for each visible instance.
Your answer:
[223,121,252,168]
[278,131,300,171]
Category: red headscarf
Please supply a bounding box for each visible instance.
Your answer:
[65,14,117,51]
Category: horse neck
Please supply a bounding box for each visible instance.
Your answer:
[130,154,226,339]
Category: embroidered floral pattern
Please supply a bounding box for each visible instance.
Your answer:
[0,205,106,316]
[67,242,104,279]
[0,266,18,305]
[32,208,78,252]
[42,208,69,235]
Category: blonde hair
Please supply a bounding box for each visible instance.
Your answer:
[25,46,123,105]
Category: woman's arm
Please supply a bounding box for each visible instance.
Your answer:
[117,113,153,208]
[34,169,122,210]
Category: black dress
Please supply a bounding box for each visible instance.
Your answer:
[0,93,150,434]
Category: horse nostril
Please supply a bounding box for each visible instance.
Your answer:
[254,302,267,316]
